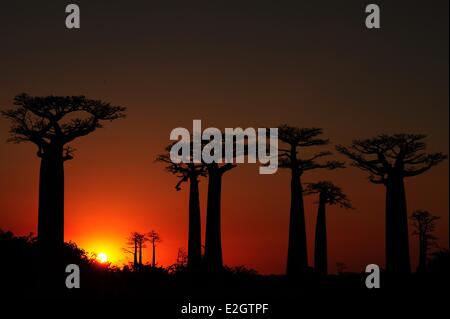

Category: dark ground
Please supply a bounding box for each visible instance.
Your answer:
[1,231,448,317]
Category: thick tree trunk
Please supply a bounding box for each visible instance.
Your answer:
[417,233,427,272]
[286,169,308,276]
[385,178,393,273]
[204,169,223,272]
[152,241,156,267]
[188,175,202,269]
[138,241,142,268]
[37,144,65,257]
[385,175,411,274]
[314,195,327,275]
[36,144,65,293]
[133,241,138,270]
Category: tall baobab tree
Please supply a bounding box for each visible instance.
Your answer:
[278,125,343,276]
[204,161,235,272]
[410,210,440,272]
[304,181,353,275]
[198,134,238,272]
[148,230,161,268]
[158,135,236,272]
[124,232,148,270]
[137,233,148,269]
[156,145,206,270]
[1,94,125,257]
[337,134,446,274]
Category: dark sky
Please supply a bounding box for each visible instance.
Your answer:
[0,1,448,273]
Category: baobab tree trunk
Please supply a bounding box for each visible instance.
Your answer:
[417,231,427,272]
[36,144,65,293]
[152,239,156,267]
[188,175,202,269]
[314,194,327,275]
[133,240,138,270]
[286,169,308,276]
[139,240,142,269]
[204,169,223,272]
[37,144,65,258]
[385,175,411,274]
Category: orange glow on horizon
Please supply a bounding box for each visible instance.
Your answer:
[0,0,448,274]
[80,238,128,266]
[97,252,108,263]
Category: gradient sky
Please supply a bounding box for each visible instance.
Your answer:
[0,0,448,273]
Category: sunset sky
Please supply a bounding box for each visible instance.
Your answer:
[0,0,448,273]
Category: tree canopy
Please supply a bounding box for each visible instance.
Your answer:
[304,181,353,209]
[277,125,344,172]
[336,134,447,184]
[2,93,126,157]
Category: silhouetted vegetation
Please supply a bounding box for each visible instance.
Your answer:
[304,181,353,275]
[203,161,236,272]
[337,134,446,275]
[1,94,125,259]
[0,93,447,304]
[157,145,205,270]
[124,232,148,271]
[410,210,440,272]
[1,229,448,305]
[277,125,344,276]
[148,230,162,268]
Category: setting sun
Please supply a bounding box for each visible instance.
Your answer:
[97,252,108,263]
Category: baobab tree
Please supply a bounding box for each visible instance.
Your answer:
[136,233,148,269]
[410,210,440,272]
[204,161,235,272]
[148,230,161,268]
[337,134,446,274]
[304,181,353,275]
[198,134,237,272]
[156,145,206,270]
[124,232,148,270]
[278,125,343,276]
[1,93,125,257]
[159,135,236,272]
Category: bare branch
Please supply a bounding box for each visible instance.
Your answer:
[403,153,447,177]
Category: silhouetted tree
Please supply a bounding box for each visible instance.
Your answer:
[168,248,189,274]
[124,232,148,270]
[337,134,446,274]
[124,233,138,270]
[176,248,188,267]
[148,230,161,267]
[158,135,236,272]
[304,181,353,275]
[278,125,343,276]
[202,133,243,272]
[410,210,440,272]
[156,145,206,270]
[204,161,235,272]
[1,94,125,257]
[137,233,148,268]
